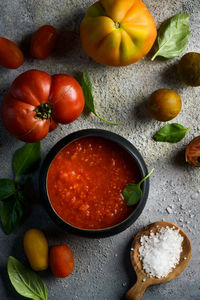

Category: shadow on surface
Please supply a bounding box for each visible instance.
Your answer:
[51,10,86,60]
[0,68,12,85]
[133,97,152,122]
[0,82,17,145]
[0,234,26,300]
[161,63,185,88]
[19,33,33,62]
[52,28,80,58]
[119,236,137,300]
[50,9,104,71]
[0,83,10,102]
[173,147,187,168]
[0,117,18,146]
[0,262,24,300]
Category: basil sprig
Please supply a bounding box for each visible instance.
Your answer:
[152,13,190,61]
[123,169,154,206]
[0,142,41,234]
[153,123,190,143]
[0,191,24,234]
[8,256,48,300]
[0,179,15,201]
[13,142,41,179]
[80,72,120,125]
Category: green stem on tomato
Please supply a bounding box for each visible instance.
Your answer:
[34,102,54,120]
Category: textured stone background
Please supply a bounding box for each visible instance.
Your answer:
[0,0,200,299]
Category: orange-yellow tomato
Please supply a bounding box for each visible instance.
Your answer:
[148,89,182,122]
[80,0,157,66]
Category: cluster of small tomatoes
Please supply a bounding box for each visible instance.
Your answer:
[0,25,85,143]
[24,229,74,278]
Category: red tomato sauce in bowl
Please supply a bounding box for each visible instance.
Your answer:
[47,137,141,230]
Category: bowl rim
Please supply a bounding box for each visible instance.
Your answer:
[39,129,149,238]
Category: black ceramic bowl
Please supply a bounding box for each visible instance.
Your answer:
[40,129,149,238]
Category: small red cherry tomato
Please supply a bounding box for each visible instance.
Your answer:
[30,25,57,59]
[49,244,74,278]
[0,37,24,69]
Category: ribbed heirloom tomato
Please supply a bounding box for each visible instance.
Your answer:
[185,136,200,167]
[1,70,85,142]
[80,0,157,66]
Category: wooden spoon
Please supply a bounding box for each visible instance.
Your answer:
[126,221,191,300]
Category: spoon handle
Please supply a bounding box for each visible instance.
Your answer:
[126,280,148,300]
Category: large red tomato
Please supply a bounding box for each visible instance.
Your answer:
[1,70,85,142]
[0,37,24,69]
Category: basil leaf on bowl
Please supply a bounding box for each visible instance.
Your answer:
[123,184,142,206]
[123,169,154,206]
[153,123,190,143]
[151,13,190,61]
[13,142,41,178]
[80,72,120,125]
[0,179,16,201]
[8,256,48,300]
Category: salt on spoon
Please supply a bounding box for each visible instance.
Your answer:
[139,226,183,278]
[126,221,191,300]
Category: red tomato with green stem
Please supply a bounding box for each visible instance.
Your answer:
[1,69,85,142]
[30,25,57,59]
[49,244,74,278]
[0,37,24,69]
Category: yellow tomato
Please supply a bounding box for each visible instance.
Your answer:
[24,229,48,271]
[80,0,157,66]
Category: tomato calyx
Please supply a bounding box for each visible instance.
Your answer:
[114,22,120,29]
[34,102,54,120]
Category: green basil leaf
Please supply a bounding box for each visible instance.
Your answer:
[123,184,142,206]
[13,142,41,177]
[0,196,23,234]
[80,72,120,125]
[152,14,190,61]
[123,169,154,206]
[0,179,16,201]
[8,256,48,300]
[153,123,190,143]
[80,71,95,113]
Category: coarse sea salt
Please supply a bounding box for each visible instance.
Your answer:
[139,226,183,278]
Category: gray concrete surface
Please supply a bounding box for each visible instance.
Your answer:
[0,0,200,299]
